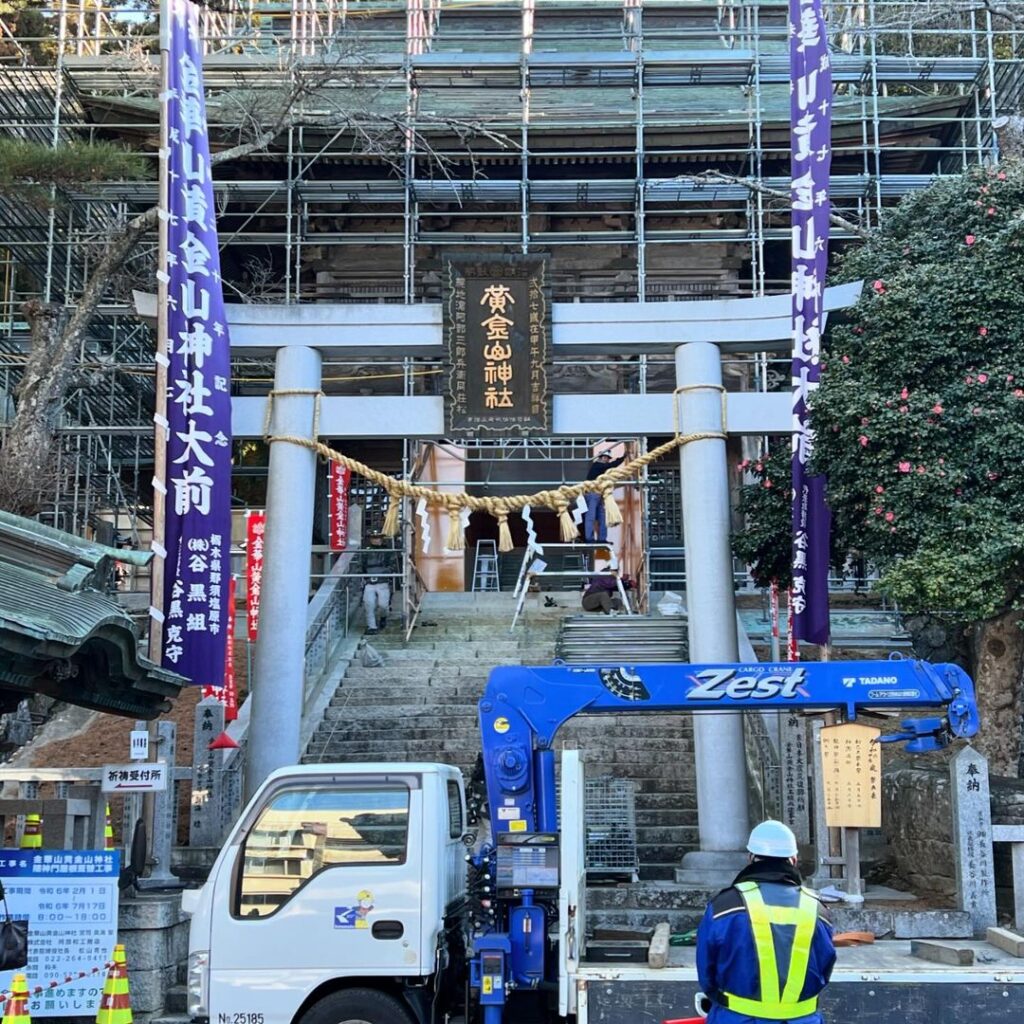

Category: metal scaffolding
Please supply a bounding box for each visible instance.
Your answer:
[1,0,1023,533]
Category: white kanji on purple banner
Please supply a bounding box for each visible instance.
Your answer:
[790,0,832,645]
[162,0,233,684]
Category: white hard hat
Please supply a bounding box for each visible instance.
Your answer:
[747,820,798,858]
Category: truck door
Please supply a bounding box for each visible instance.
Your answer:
[207,774,424,1015]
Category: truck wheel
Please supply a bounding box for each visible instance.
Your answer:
[300,988,415,1024]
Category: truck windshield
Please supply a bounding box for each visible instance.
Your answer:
[235,784,410,918]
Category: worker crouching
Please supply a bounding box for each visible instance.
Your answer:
[696,821,836,1023]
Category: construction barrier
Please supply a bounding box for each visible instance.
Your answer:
[0,960,119,1008]
[95,945,131,1024]
[1,975,29,1024]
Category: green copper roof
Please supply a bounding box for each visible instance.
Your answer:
[0,511,184,719]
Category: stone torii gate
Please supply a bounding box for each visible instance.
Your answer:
[139,281,862,879]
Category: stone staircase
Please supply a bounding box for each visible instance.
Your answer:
[303,592,699,882]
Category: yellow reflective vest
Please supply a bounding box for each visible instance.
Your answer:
[720,880,822,1020]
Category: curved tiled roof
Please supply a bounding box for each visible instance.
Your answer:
[0,511,184,719]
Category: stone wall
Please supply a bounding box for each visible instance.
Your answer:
[884,765,1024,910]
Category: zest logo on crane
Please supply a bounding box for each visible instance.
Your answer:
[686,667,810,702]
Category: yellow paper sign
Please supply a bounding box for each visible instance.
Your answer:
[819,722,882,828]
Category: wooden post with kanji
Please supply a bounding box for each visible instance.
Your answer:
[818,721,881,897]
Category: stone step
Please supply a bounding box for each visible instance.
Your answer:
[373,637,528,651]
[635,809,699,828]
[315,723,695,744]
[329,688,484,704]
[354,648,442,661]
[585,907,704,934]
[344,662,438,676]
[633,780,701,796]
[305,599,699,888]
[416,625,561,639]
[626,825,698,846]
[315,739,486,755]
[164,984,188,1015]
[322,703,479,720]
[587,884,714,911]
[310,736,481,755]
[623,791,699,811]
[581,750,695,767]
[637,841,696,864]
[638,863,681,882]
[302,752,470,768]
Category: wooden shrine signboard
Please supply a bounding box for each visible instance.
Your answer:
[443,255,551,436]
[819,722,882,828]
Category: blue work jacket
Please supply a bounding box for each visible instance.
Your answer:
[695,861,836,1024]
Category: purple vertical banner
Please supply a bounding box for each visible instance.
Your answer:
[790,0,832,646]
[161,0,233,685]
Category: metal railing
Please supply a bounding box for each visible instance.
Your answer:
[403,559,427,643]
[303,554,363,709]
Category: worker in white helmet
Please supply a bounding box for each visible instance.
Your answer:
[694,820,836,1023]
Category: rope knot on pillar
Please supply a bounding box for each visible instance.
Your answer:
[261,387,323,442]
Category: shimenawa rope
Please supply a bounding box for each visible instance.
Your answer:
[264,385,727,552]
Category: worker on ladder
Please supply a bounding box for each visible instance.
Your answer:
[582,443,627,543]
[695,821,836,1023]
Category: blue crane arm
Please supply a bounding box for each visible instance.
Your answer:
[478,659,978,837]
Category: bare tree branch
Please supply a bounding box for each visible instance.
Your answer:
[0,36,521,514]
[982,1,1024,28]
[673,170,871,240]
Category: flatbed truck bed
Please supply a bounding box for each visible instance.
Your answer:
[574,941,1024,1023]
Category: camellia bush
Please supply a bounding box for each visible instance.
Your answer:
[732,446,796,590]
[811,164,1024,774]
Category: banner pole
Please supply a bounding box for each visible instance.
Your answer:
[149,0,171,666]
[141,0,173,877]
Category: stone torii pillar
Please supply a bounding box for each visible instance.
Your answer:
[245,345,322,801]
[674,341,751,884]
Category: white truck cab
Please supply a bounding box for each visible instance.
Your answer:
[183,762,469,1024]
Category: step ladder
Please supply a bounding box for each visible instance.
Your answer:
[563,551,588,579]
[472,539,500,592]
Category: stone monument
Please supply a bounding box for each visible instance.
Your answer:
[950,745,998,935]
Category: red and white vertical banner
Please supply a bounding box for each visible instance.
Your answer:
[224,575,238,721]
[770,579,781,661]
[329,462,351,551]
[247,512,266,642]
[787,588,800,662]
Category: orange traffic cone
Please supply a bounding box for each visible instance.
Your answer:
[2,973,31,1024]
[104,805,114,851]
[20,814,41,849]
[96,945,131,1024]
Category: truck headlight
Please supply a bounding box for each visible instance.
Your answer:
[187,950,209,1019]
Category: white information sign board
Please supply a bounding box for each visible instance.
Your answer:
[129,729,149,761]
[0,850,119,1017]
[101,762,168,792]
